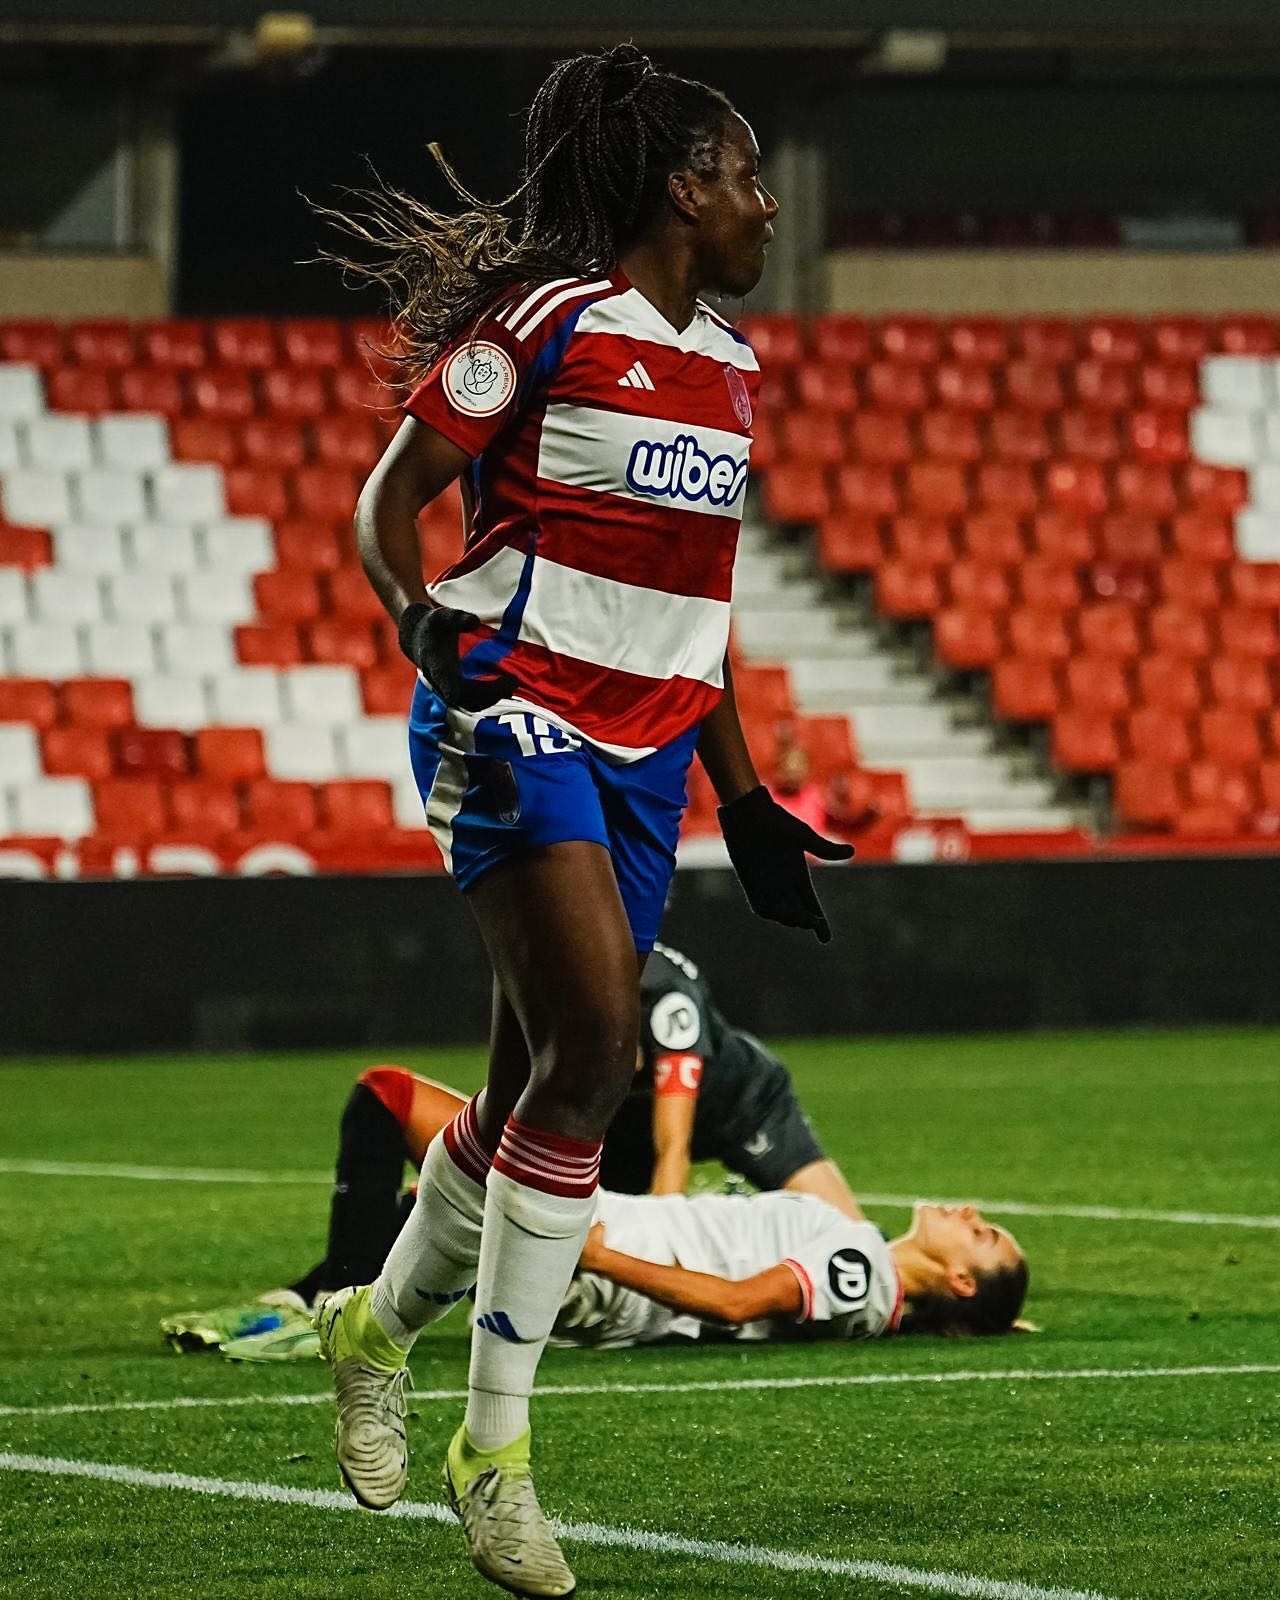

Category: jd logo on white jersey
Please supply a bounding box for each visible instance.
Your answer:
[625,434,748,509]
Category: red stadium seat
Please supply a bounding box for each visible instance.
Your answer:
[1115,462,1178,518]
[947,318,1008,364]
[281,318,345,368]
[1151,318,1211,363]
[1227,562,1280,608]
[293,467,360,522]
[992,657,1059,722]
[422,523,465,573]
[817,514,883,573]
[94,779,170,837]
[1053,711,1121,773]
[1181,463,1248,514]
[189,367,256,422]
[1019,559,1080,610]
[330,366,398,416]
[1097,514,1162,563]
[1173,804,1244,837]
[1030,513,1096,563]
[1259,763,1280,810]
[1156,559,1220,611]
[810,315,871,365]
[1083,559,1156,607]
[905,463,969,517]
[253,569,322,623]
[247,780,318,834]
[195,726,266,782]
[210,317,278,368]
[1113,762,1179,828]
[1057,409,1119,462]
[1170,512,1235,562]
[878,317,940,365]
[875,562,943,619]
[42,726,113,780]
[321,780,394,832]
[68,319,135,369]
[749,413,780,470]
[796,715,857,781]
[738,314,803,368]
[1065,657,1130,715]
[1008,607,1073,664]
[1138,364,1199,410]
[1199,708,1263,766]
[45,366,116,416]
[892,516,955,565]
[831,465,894,518]
[960,512,1025,564]
[0,679,58,729]
[947,560,1013,611]
[781,410,846,466]
[865,362,928,412]
[1077,603,1142,659]
[113,727,190,778]
[1218,607,1279,659]
[1137,656,1203,715]
[345,317,398,373]
[988,410,1050,461]
[1070,360,1134,411]
[313,413,382,471]
[1216,316,1277,355]
[170,780,242,835]
[1126,708,1193,765]
[171,417,239,468]
[243,417,307,470]
[1184,761,1256,817]
[1148,606,1212,659]
[1208,657,1272,713]
[305,618,379,669]
[1,319,62,365]
[933,362,997,412]
[920,410,982,463]
[62,678,133,728]
[764,464,830,523]
[975,463,1038,516]
[236,622,304,667]
[361,661,416,715]
[934,608,1003,670]
[1005,361,1065,413]
[140,320,208,368]
[794,364,859,414]
[117,368,184,418]
[1016,318,1077,363]
[224,468,289,520]
[1045,462,1108,517]
[327,567,386,621]
[736,663,795,722]
[1082,317,1144,365]
[850,412,913,465]
[275,520,343,573]
[0,526,52,571]
[261,368,328,420]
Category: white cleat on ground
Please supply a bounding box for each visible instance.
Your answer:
[444,1427,576,1598]
[314,1285,410,1510]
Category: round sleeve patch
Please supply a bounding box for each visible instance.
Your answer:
[443,341,518,417]
[649,991,702,1052]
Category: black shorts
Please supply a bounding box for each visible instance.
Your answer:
[707,1043,825,1191]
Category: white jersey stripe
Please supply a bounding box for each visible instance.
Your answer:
[513,278,614,342]
[499,276,582,331]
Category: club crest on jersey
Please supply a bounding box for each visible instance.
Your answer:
[625,434,748,509]
[723,363,753,428]
[443,340,517,417]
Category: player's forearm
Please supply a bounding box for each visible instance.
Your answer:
[648,1148,691,1196]
[355,473,430,623]
[586,1247,788,1325]
[697,655,760,805]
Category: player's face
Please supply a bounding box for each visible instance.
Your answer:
[694,114,777,297]
[908,1203,1024,1281]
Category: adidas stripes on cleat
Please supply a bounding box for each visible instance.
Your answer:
[314,1284,411,1510]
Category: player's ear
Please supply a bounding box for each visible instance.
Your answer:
[667,167,704,227]
[945,1266,978,1300]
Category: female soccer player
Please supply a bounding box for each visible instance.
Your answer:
[315,45,852,1596]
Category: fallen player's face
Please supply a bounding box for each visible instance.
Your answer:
[909,1202,1024,1279]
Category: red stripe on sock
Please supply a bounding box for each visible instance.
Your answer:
[442,1095,497,1188]
[492,1118,602,1199]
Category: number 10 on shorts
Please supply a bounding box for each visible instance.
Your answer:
[498,713,583,758]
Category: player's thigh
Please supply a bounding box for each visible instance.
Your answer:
[403,1076,469,1168]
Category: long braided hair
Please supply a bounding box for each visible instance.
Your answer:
[318,44,735,386]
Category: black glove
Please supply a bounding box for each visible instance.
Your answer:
[718,785,855,944]
[398,603,516,714]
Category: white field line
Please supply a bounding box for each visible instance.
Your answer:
[1,1158,1277,1230]
[0,1449,1119,1600]
[3,1362,1277,1421]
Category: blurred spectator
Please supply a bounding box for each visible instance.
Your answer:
[823,768,879,836]
[767,742,829,832]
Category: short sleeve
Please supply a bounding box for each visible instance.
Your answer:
[780,1220,898,1336]
[402,303,528,460]
[642,984,710,1066]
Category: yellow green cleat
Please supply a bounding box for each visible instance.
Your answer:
[314,1284,411,1510]
[443,1425,575,1598]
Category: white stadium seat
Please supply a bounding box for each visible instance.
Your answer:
[1262,413,1280,462]
[0,725,41,784]
[11,777,95,840]
[150,463,225,523]
[209,668,285,724]
[5,621,83,678]
[1,469,73,526]
[95,414,169,470]
[0,364,44,421]
[1189,409,1260,468]
[1235,509,1280,561]
[392,776,430,830]
[0,420,20,470]
[30,569,103,624]
[1200,356,1272,413]
[22,415,94,471]
[72,467,148,525]
[265,722,340,780]
[200,517,275,574]
[0,569,30,625]
[105,573,179,624]
[178,572,254,624]
[338,718,408,779]
[82,620,158,676]
[127,522,201,575]
[282,665,362,724]
[51,523,127,575]
[1249,463,1280,512]
[131,674,209,731]
[157,621,236,675]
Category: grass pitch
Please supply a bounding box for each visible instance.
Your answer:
[1,1030,1277,1600]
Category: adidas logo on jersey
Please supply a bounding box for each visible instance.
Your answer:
[618,361,655,391]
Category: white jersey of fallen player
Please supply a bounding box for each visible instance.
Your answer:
[553,1189,902,1350]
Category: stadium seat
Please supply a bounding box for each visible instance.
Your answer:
[1018,559,1080,610]
[920,410,982,463]
[93,778,169,836]
[1170,512,1234,562]
[1138,361,1199,408]
[1008,607,1073,664]
[0,678,57,729]
[169,779,242,835]
[975,463,1038,516]
[281,318,346,368]
[117,367,184,418]
[875,562,943,620]
[947,560,1013,611]
[765,464,830,523]
[1113,762,1179,827]
[1126,708,1193,765]
[1227,562,1280,608]
[934,607,1002,669]
[1052,710,1121,773]
[947,318,1008,364]
[1136,656,1202,715]
[817,514,882,572]
[224,468,289,521]
[282,664,362,724]
[1082,317,1144,365]
[158,620,234,675]
[1131,413,1192,474]
[892,515,954,565]
[850,412,913,465]
[1148,606,1212,659]
[254,569,323,623]
[321,779,394,832]
[246,778,318,834]
[261,368,328,420]
[1115,462,1178,518]
[211,317,278,369]
[991,657,1059,722]
[1097,515,1162,564]
[242,417,307,470]
[1058,410,1119,462]
[988,411,1050,461]
[360,662,416,716]
[1199,708,1263,766]
[960,512,1025,564]
[327,567,386,621]
[330,366,396,415]
[1,320,62,365]
[140,320,207,369]
[1160,560,1222,610]
[1207,657,1271,713]
[1071,361,1134,411]
[293,467,360,522]
[24,414,94,471]
[1045,461,1108,517]
[305,617,379,669]
[737,314,803,368]
[781,411,845,466]
[179,573,255,625]
[1258,762,1280,811]
[45,366,115,416]
[865,362,928,412]
[195,726,266,783]
[1184,761,1256,817]
[236,622,304,667]
[209,669,285,725]
[11,776,94,838]
[1152,318,1211,363]
[44,726,117,781]
[339,718,409,780]
[877,317,940,365]
[1065,657,1130,715]
[794,364,859,414]
[1077,603,1142,660]
[1218,607,1279,659]
[1016,318,1077,363]
[313,414,381,470]
[132,676,207,732]
[1006,360,1065,412]
[933,363,997,412]
[152,463,225,522]
[810,314,871,365]
[264,723,340,781]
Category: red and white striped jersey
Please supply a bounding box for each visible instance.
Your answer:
[403,269,759,759]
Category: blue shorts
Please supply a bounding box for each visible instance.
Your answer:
[407,681,697,952]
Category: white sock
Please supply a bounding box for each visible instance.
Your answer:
[465,1119,602,1451]
[368,1095,494,1349]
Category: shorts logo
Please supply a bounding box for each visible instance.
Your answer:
[480,758,521,825]
[649,991,702,1051]
[626,434,749,509]
[443,341,517,417]
[826,1248,871,1307]
[723,364,753,428]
